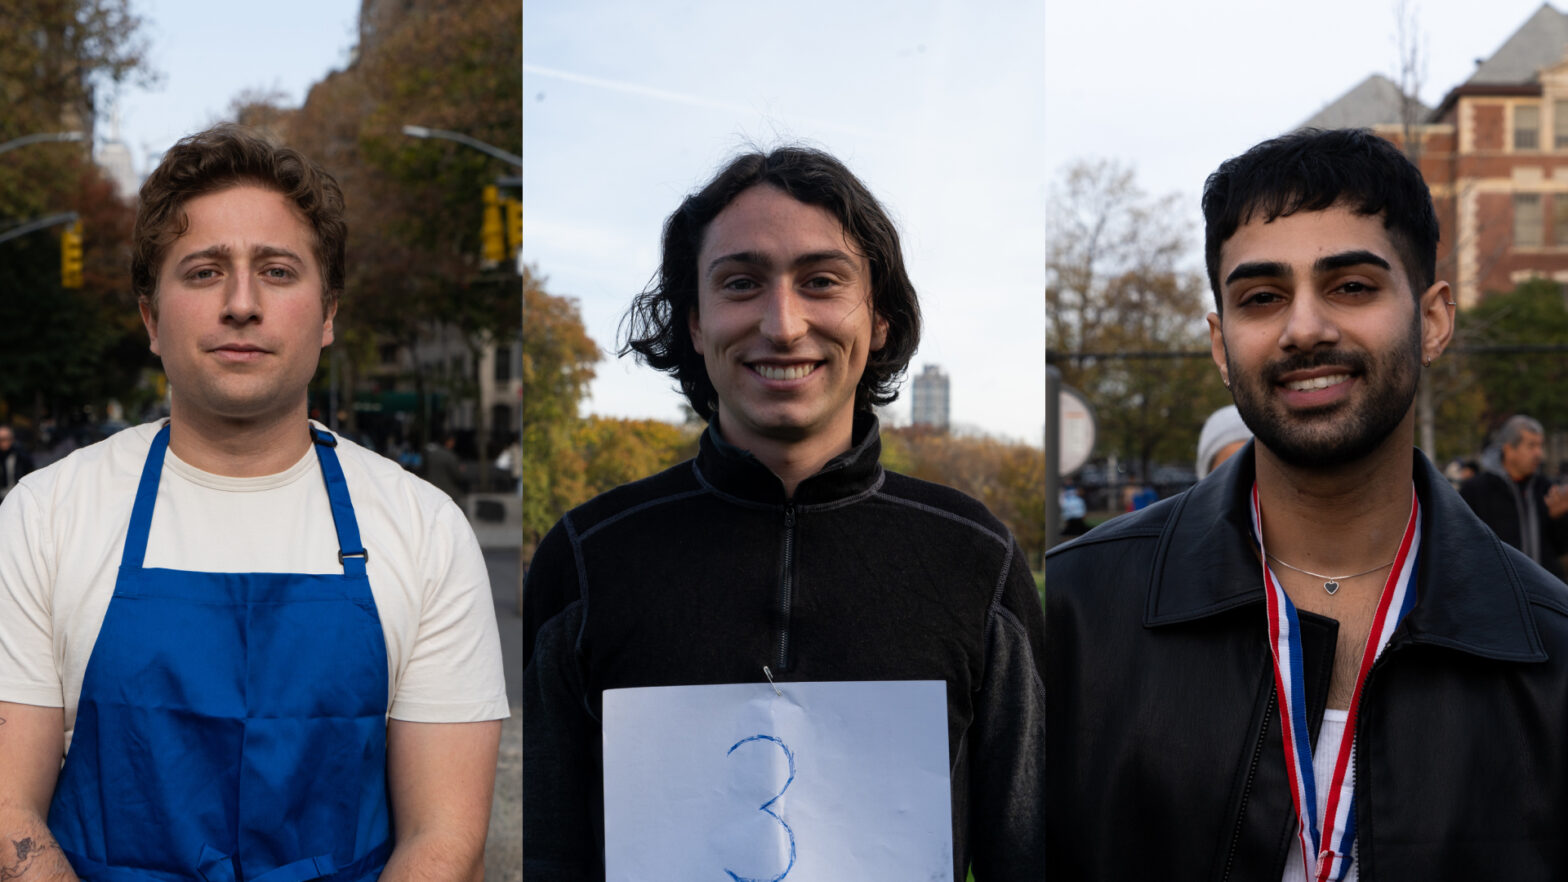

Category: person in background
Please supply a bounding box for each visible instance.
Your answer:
[1059,482,1088,536]
[1130,483,1158,510]
[0,425,35,501]
[422,431,465,506]
[1195,403,1251,480]
[1459,414,1568,582]
[1444,457,1478,489]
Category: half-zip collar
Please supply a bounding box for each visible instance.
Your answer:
[695,412,884,676]
[696,410,885,506]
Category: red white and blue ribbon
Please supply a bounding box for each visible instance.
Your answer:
[1250,483,1421,882]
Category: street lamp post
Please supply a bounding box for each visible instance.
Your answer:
[0,131,85,157]
[401,125,521,168]
[0,211,78,247]
[399,124,523,503]
[0,131,88,243]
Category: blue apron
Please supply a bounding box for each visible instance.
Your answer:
[48,424,393,882]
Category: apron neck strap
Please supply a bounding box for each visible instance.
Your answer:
[120,423,369,576]
[311,426,368,577]
[120,423,171,570]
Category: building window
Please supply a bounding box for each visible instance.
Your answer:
[1516,103,1541,150]
[1555,100,1568,149]
[1553,196,1568,246]
[1516,193,1544,246]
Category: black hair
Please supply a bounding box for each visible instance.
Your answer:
[1202,127,1438,310]
[619,147,921,420]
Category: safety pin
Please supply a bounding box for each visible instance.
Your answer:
[762,665,782,697]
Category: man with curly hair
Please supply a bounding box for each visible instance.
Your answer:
[0,125,506,882]
[523,147,1044,879]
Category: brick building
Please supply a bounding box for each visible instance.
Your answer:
[1306,4,1568,307]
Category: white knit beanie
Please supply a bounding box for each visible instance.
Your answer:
[1196,405,1251,479]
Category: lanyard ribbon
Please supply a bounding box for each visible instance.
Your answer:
[1250,483,1421,882]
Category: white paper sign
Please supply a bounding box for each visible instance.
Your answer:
[603,680,953,882]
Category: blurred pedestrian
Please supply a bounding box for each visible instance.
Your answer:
[1459,414,1568,582]
[1444,457,1478,489]
[1060,483,1088,536]
[0,425,34,501]
[1131,483,1157,510]
[1195,404,1251,479]
[423,432,465,506]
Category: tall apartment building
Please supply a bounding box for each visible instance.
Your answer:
[911,364,950,429]
[1304,4,1568,307]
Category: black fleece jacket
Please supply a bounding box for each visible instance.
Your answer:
[523,414,1045,880]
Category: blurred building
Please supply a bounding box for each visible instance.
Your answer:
[1304,4,1568,308]
[94,105,137,201]
[911,364,950,429]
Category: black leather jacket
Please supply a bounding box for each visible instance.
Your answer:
[1047,443,1568,880]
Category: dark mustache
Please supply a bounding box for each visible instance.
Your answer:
[1263,351,1367,384]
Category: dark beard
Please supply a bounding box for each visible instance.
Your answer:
[1225,319,1421,469]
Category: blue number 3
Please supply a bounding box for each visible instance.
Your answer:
[724,734,797,882]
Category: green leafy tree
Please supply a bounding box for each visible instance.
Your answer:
[1463,278,1568,440]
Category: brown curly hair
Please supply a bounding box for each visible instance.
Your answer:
[132,123,345,315]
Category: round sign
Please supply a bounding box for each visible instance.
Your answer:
[1058,385,1096,475]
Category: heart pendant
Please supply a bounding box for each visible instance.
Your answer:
[1324,580,1340,595]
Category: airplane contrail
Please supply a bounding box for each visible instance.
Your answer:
[523,63,882,140]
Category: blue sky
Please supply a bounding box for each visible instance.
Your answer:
[524,0,1048,444]
[1045,0,1558,235]
[110,0,360,173]
[99,0,1542,448]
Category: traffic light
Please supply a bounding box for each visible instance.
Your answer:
[481,185,505,264]
[504,197,522,257]
[61,220,83,289]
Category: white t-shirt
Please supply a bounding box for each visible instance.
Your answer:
[0,421,509,752]
[1283,708,1358,882]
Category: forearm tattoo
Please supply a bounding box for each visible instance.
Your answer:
[0,837,65,881]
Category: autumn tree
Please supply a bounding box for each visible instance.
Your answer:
[278,0,520,449]
[0,0,156,428]
[883,427,1047,567]
[576,416,699,498]
[522,267,599,545]
[1046,159,1231,477]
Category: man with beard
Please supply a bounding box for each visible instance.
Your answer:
[1046,128,1568,880]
